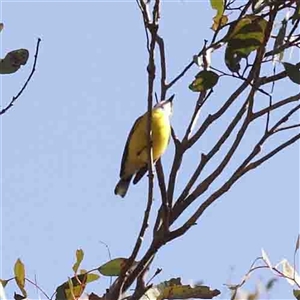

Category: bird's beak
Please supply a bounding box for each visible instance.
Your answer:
[158,95,174,116]
[156,94,175,107]
[167,94,175,103]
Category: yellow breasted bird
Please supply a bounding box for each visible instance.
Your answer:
[114,95,174,197]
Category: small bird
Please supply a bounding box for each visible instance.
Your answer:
[114,95,174,198]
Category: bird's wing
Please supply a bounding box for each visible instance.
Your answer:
[119,114,144,178]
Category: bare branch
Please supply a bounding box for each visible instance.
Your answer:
[270,103,300,132]
[172,88,255,223]
[175,96,248,208]
[260,70,288,86]
[186,77,251,149]
[123,16,158,291]
[210,66,271,97]
[182,91,207,144]
[167,41,208,89]
[107,2,300,298]
[136,0,150,51]
[170,6,277,229]
[166,143,183,212]
[168,128,300,242]
[25,278,50,300]
[152,0,160,25]
[254,92,300,119]
[167,60,194,89]
[156,35,167,100]
[107,2,160,298]
[170,100,300,240]
[155,159,169,231]
[275,123,300,133]
[264,36,300,57]
[245,133,300,173]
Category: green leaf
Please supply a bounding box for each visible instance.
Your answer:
[212,15,228,31]
[282,62,300,84]
[225,15,267,72]
[98,258,129,276]
[14,259,25,286]
[141,277,220,300]
[55,273,100,300]
[0,279,8,288]
[265,278,277,291]
[72,249,84,274]
[277,258,300,286]
[14,259,27,298]
[209,0,227,31]
[226,17,253,40]
[294,289,300,300]
[189,70,219,92]
[86,273,100,284]
[209,0,223,12]
[55,284,67,300]
[0,49,29,74]
[252,0,267,13]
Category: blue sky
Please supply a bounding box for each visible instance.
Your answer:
[1,1,299,299]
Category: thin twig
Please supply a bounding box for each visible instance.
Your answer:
[182,91,207,144]
[167,41,208,89]
[155,159,169,232]
[275,123,300,132]
[265,60,277,134]
[170,7,277,230]
[25,278,50,300]
[173,86,255,223]
[0,38,41,116]
[210,66,271,97]
[264,36,300,57]
[170,95,300,238]
[244,133,300,173]
[168,132,300,242]
[167,60,194,89]
[176,96,248,207]
[99,241,113,286]
[254,92,300,118]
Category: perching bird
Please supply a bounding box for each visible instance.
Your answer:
[114,95,174,198]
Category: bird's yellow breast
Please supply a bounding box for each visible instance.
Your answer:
[124,108,171,176]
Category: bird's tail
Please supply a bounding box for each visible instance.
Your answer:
[114,176,132,198]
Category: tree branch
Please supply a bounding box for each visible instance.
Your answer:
[106,2,160,298]
[156,35,167,100]
[170,6,277,228]
[0,38,41,116]
[244,133,300,173]
[254,92,300,119]
[175,95,249,208]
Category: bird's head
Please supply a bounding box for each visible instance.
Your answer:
[154,94,174,117]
